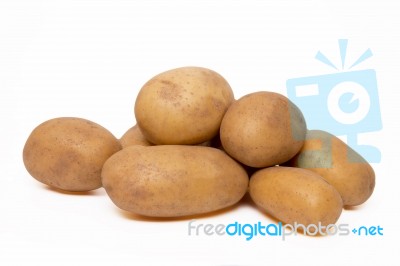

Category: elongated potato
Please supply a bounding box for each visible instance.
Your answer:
[249,167,343,228]
[102,145,249,217]
[285,130,375,206]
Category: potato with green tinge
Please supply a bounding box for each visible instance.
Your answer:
[120,125,152,148]
[101,145,249,217]
[23,117,121,192]
[220,91,307,168]
[135,66,234,145]
[249,166,343,229]
[285,130,375,206]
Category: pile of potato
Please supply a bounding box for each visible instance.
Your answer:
[23,66,375,230]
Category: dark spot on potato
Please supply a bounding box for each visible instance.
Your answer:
[213,99,224,112]
[158,80,182,102]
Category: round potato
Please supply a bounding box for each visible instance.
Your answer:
[220,91,307,168]
[102,145,249,217]
[134,67,234,145]
[120,125,152,148]
[249,166,343,229]
[23,117,121,191]
[285,130,375,206]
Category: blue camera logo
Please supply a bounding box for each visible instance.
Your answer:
[287,39,382,163]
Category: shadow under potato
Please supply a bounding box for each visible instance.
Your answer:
[116,192,258,222]
[344,205,365,211]
[116,199,245,222]
[42,184,106,196]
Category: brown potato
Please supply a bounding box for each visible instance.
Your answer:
[119,125,152,148]
[285,130,375,206]
[220,91,307,168]
[101,145,249,217]
[134,67,234,145]
[119,125,211,149]
[23,117,121,191]
[249,166,343,228]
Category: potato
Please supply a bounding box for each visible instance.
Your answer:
[101,145,249,217]
[120,125,152,148]
[285,130,375,206]
[120,125,212,149]
[220,91,307,168]
[249,166,343,229]
[134,67,234,145]
[23,117,121,191]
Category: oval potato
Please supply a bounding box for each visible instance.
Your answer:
[249,166,343,228]
[102,145,249,217]
[135,67,234,145]
[119,125,212,149]
[119,125,152,148]
[220,91,307,168]
[23,117,121,191]
[285,130,375,206]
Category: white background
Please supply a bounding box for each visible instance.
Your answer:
[1,0,400,265]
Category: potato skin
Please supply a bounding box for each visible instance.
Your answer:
[249,166,343,227]
[119,125,211,148]
[119,125,152,148]
[23,117,121,191]
[220,91,307,168]
[285,130,375,206]
[134,67,234,145]
[101,145,249,217]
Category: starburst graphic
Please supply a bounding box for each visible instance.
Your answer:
[315,39,373,70]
